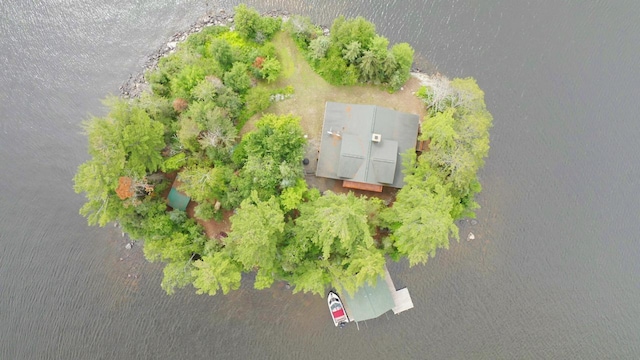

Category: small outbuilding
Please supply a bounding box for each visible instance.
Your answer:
[167,186,190,211]
[341,265,414,324]
[316,102,420,192]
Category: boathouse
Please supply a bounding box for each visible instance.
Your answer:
[342,265,414,323]
[316,102,420,192]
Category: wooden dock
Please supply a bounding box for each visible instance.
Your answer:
[383,266,414,315]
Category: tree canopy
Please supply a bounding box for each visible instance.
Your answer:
[291,14,414,90]
[74,5,492,299]
[286,192,386,295]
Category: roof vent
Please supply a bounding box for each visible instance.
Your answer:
[372,133,382,143]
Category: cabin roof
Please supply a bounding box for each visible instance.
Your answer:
[316,102,420,189]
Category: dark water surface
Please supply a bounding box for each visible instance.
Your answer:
[1,0,639,358]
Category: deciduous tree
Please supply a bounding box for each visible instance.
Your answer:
[382,184,458,266]
[226,192,285,289]
[74,99,165,226]
[287,192,385,294]
[192,252,242,296]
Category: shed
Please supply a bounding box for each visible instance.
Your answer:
[167,187,190,211]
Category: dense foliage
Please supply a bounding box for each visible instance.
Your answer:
[383,76,493,265]
[285,14,414,90]
[74,5,492,298]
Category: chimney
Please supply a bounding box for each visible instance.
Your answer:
[372,133,382,143]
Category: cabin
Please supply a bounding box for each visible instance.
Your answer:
[315,102,420,193]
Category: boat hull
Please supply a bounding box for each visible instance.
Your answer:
[327,291,349,328]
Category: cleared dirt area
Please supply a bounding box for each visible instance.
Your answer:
[240,31,427,141]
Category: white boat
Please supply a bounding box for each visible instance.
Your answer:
[327,291,349,328]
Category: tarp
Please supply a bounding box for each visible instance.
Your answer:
[167,187,190,211]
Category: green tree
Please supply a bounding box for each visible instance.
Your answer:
[382,184,459,266]
[192,252,243,296]
[171,65,206,100]
[177,115,201,153]
[243,87,272,116]
[161,260,196,295]
[214,86,243,119]
[329,16,376,50]
[256,16,282,43]
[191,78,219,103]
[177,165,231,204]
[226,192,285,289]
[342,41,362,65]
[259,57,282,83]
[193,202,217,221]
[285,15,320,46]
[223,62,252,93]
[389,42,414,89]
[233,4,261,41]
[239,113,306,199]
[381,52,398,80]
[358,49,378,82]
[390,43,414,74]
[209,38,234,71]
[279,178,308,212]
[74,99,165,226]
[370,35,389,59]
[419,77,492,217]
[308,36,330,60]
[287,192,385,295]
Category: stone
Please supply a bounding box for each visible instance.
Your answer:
[125,242,132,250]
[467,232,475,241]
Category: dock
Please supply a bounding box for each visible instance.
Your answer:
[383,265,414,314]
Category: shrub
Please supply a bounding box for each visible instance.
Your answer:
[308,36,330,60]
[223,63,252,94]
[259,57,282,83]
[171,65,206,99]
[285,15,321,47]
[209,38,234,71]
[194,202,216,221]
[244,87,272,116]
[161,153,187,172]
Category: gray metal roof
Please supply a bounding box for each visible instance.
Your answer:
[316,102,420,188]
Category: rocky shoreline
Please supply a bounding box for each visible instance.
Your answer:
[119,9,426,99]
[120,9,296,99]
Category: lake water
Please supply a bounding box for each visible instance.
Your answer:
[1,0,639,358]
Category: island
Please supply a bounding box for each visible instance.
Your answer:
[74,4,493,301]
